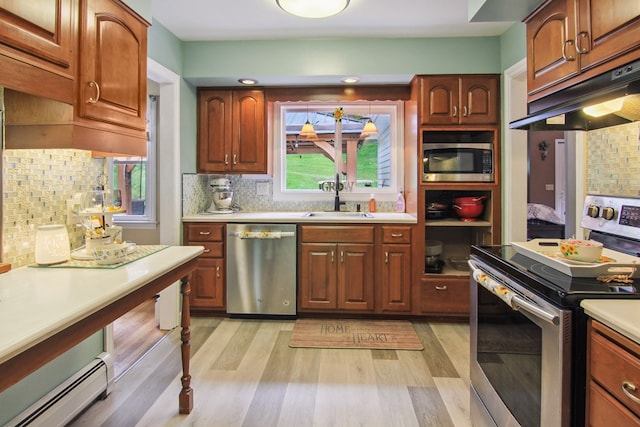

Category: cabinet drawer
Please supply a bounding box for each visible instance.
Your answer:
[590,322,640,418]
[185,223,224,242]
[420,277,469,315]
[589,381,640,426]
[300,226,374,243]
[381,226,412,244]
[187,242,223,258]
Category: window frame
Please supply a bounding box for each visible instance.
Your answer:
[272,100,404,202]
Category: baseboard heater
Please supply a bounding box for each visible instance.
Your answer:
[7,352,114,427]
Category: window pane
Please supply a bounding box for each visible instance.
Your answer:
[113,159,147,215]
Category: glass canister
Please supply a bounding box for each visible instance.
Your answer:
[35,224,71,265]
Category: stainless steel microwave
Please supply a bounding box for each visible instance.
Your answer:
[422,142,493,182]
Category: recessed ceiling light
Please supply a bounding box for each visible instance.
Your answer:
[341,77,360,84]
[277,0,350,19]
[238,78,258,85]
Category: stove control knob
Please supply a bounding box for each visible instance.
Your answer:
[587,205,600,218]
[602,207,616,220]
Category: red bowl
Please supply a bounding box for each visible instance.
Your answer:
[453,203,484,220]
[453,196,486,205]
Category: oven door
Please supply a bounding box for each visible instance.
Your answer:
[469,258,572,427]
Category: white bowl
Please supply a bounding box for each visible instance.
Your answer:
[559,239,603,262]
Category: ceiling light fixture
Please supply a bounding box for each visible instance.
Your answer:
[277,0,350,19]
[360,104,378,139]
[341,77,360,84]
[299,106,317,139]
[238,78,258,85]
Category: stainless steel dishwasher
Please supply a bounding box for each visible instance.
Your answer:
[226,223,297,316]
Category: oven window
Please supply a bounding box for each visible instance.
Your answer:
[426,150,475,172]
[477,285,542,427]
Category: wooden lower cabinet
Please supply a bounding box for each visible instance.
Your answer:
[299,225,375,313]
[420,276,469,317]
[587,320,640,425]
[183,223,225,312]
[379,226,412,313]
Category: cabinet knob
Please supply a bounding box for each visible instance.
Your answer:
[576,31,590,54]
[87,81,101,104]
[622,381,640,404]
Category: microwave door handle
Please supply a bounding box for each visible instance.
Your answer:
[510,295,559,325]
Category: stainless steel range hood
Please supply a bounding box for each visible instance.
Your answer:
[510,59,640,131]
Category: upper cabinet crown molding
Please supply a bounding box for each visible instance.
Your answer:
[525,0,640,100]
[1,0,149,157]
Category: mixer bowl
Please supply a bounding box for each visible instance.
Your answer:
[213,191,233,209]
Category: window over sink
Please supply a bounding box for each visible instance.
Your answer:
[272,101,404,202]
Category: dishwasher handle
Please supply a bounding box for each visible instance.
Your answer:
[230,230,296,239]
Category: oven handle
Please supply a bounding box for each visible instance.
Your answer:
[469,259,560,325]
[510,295,559,325]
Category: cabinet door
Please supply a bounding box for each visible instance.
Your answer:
[460,76,499,125]
[78,0,148,131]
[380,244,412,312]
[231,90,266,173]
[337,243,375,311]
[576,0,640,72]
[0,0,74,75]
[198,90,233,173]
[419,76,459,125]
[526,0,580,96]
[299,243,338,310]
[190,257,225,310]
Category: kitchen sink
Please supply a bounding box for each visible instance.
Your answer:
[302,211,374,218]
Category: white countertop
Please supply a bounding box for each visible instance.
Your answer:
[0,245,203,364]
[182,211,417,224]
[581,299,640,343]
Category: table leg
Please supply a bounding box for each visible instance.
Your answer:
[179,275,193,414]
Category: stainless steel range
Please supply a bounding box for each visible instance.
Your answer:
[469,195,640,427]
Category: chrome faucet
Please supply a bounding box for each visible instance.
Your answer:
[334,173,346,212]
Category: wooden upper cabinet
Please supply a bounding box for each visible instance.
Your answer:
[78,0,148,132]
[0,0,75,103]
[197,89,267,174]
[418,75,499,126]
[526,0,640,100]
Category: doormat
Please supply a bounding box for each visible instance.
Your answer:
[289,319,424,350]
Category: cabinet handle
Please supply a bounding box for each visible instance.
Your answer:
[622,381,640,404]
[452,105,458,117]
[340,251,344,263]
[203,248,210,253]
[385,251,389,263]
[463,106,468,117]
[576,31,590,54]
[562,39,576,62]
[216,265,221,278]
[233,154,237,165]
[224,154,229,165]
[331,251,335,263]
[435,285,448,291]
[391,233,403,238]
[87,81,101,104]
[199,231,211,235]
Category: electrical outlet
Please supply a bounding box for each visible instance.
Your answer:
[256,181,269,196]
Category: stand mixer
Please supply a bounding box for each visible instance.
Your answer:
[207,177,233,213]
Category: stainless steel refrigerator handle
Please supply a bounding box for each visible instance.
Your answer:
[510,295,559,325]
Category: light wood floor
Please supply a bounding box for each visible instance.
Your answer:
[70,317,471,427]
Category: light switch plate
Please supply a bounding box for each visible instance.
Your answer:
[256,181,269,196]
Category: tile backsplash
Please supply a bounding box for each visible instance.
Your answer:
[586,121,640,197]
[3,149,103,268]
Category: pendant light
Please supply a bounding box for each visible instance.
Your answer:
[299,106,317,139]
[277,0,350,19]
[360,104,378,139]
